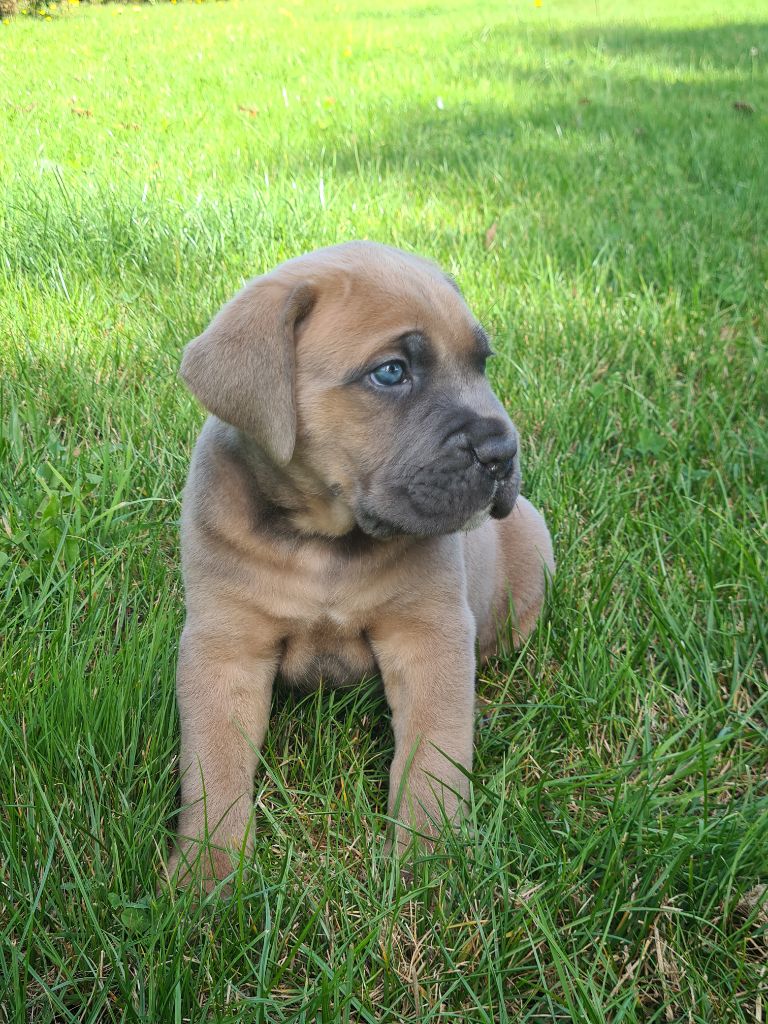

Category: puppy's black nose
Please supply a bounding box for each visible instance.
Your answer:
[468,424,518,481]
[485,455,517,481]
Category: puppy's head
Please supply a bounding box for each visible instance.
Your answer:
[181,241,520,539]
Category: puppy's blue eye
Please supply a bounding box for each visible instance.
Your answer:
[370,361,408,387]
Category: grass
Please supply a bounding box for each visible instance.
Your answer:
[1,0,767,1019]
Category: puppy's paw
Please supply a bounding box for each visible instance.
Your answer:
[382,821,439,885]
[384,821,433,859]
[160,841,238,896]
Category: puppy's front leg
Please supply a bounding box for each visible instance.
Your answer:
[167,624,279,890]
[371,605,476,854]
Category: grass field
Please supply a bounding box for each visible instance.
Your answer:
[1,0,767,1019]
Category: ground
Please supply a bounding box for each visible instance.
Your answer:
[0,0,766,1020]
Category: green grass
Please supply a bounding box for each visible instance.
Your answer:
[1,0,767,1019]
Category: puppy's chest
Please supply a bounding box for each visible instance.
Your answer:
[278,620,378,690]
[257,547,385,618]
[260,551,387,689]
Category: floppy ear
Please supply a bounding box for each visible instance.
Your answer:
[180,277,315,466]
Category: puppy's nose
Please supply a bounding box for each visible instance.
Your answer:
[469,427,518,481]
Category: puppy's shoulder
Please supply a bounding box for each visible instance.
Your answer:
[185,416,246,497]
[181,417,272,549]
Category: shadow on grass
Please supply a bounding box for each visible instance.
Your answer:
[310,20,767,303]
[330,19,766,172]
[510,19,767,69]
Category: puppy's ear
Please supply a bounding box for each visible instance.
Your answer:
[180,277,315,466]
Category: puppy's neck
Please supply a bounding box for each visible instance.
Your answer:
[232,428,358,539]
[285,468,357,538]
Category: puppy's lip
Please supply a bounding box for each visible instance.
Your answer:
[355,499,457,540]
[489,476,520,520]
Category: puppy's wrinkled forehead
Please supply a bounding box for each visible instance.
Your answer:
[287,243,484,370]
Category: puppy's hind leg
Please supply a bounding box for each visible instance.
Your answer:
[494,495,555,650]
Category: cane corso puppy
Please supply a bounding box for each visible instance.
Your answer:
[167,241,554,887]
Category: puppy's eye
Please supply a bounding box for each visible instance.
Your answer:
[369,360,408,387]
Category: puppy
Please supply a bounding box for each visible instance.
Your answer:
[168,241,554,887]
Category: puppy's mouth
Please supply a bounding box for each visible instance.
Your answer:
[354,476,519,541]
[355,490,474,539]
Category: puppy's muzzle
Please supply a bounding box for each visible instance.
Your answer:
[460,417,521,522]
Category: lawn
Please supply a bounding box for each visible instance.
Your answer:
[1,0,767,1020]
